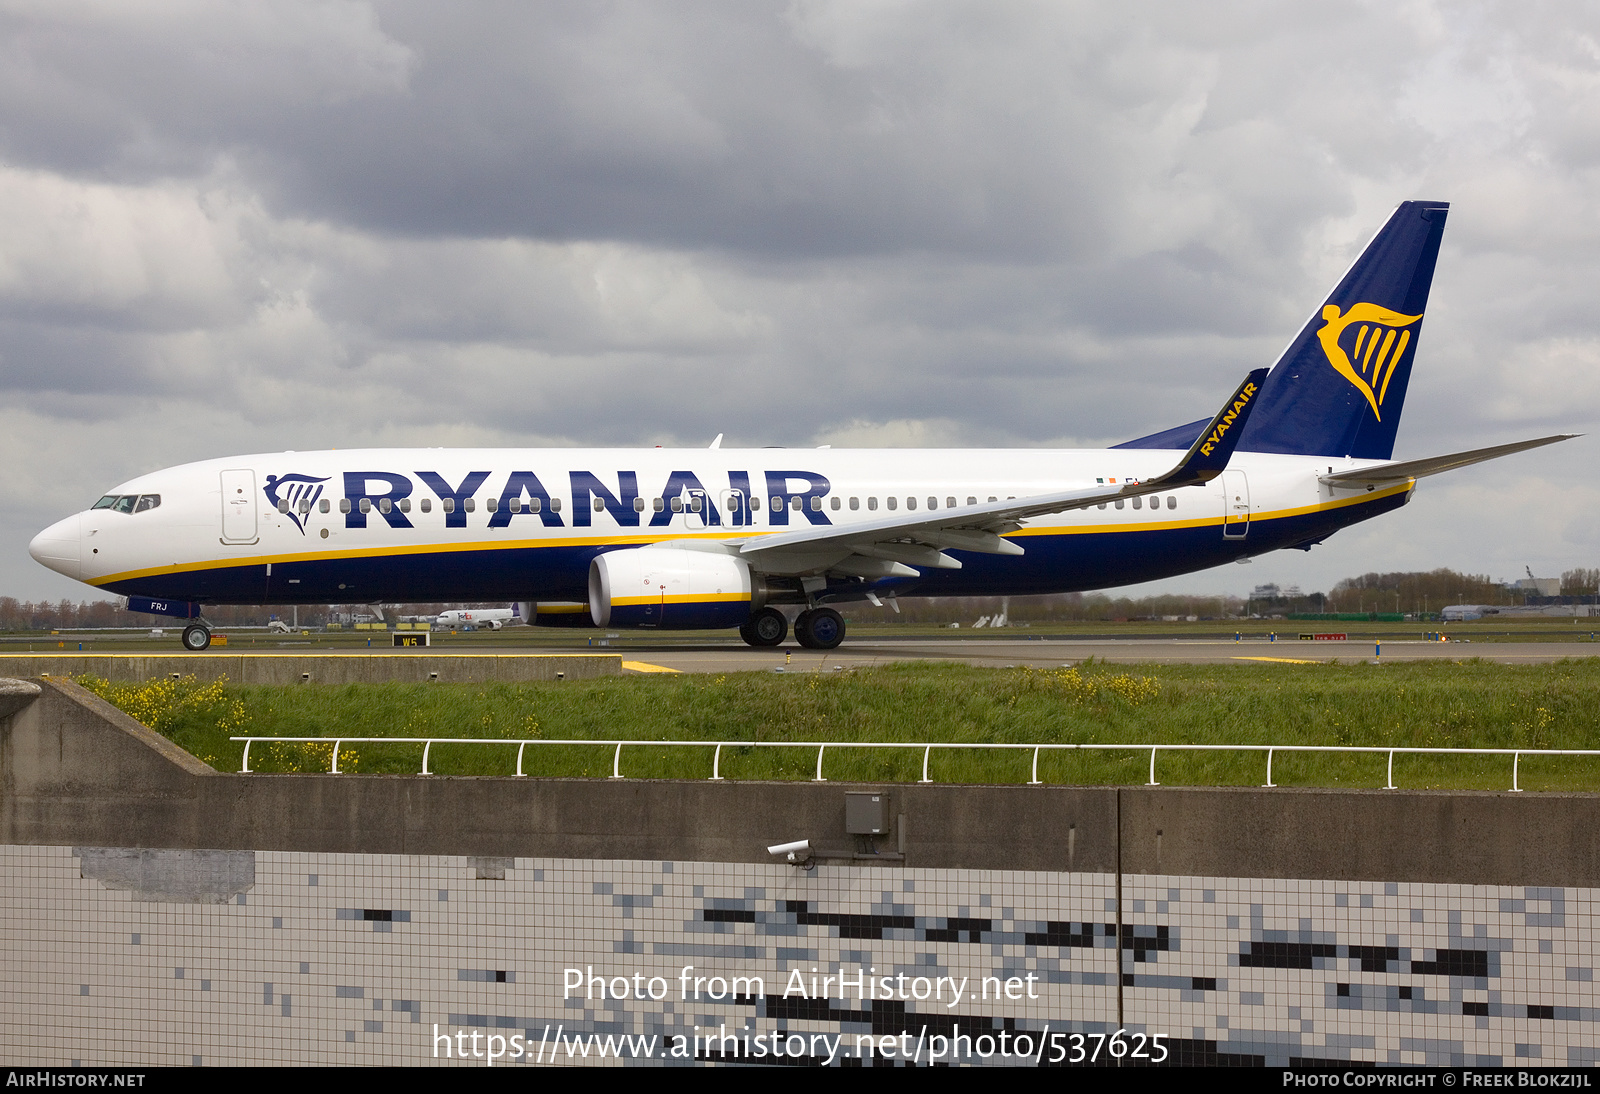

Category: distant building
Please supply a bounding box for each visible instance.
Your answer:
[1514,576,1561,597]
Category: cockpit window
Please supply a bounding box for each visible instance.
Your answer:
[93,493,160,514]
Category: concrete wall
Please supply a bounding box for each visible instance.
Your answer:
[3,677,1597,885]
[0,652,620,684]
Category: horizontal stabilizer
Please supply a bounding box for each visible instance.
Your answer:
[1319,435,1579,486]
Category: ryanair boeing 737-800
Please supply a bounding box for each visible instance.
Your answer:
[28,201,1574,650]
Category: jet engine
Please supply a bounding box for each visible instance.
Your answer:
[588,548,764,628]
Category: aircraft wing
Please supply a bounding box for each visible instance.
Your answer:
[737,369,1267,577]
[1318,435,1579,487]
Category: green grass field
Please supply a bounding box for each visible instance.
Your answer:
[76,658,1600,792]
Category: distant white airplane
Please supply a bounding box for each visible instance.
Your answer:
[30,201,1575,651]
[436,607,519,630]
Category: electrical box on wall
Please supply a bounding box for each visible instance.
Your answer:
[845,792,889,836]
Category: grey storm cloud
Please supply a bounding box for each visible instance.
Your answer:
[3,0,1598,600]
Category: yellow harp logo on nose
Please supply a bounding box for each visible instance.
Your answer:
[1316,303,1423,421]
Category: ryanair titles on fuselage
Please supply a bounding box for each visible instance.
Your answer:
[306,466,836,533]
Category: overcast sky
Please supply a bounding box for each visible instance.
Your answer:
[4,0,1597,603]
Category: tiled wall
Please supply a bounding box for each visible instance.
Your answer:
[1,845,1591,1066]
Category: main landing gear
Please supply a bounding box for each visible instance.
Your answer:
[181,623,212,651]
[739,607,787,647]
[738,606,847,650]
[794,607,845,650]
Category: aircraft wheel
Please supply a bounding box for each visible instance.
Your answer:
[797,607,844,650]
[181,624,212,652]
[741,607,787,647]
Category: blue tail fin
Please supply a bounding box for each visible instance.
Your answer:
[1115,200,1448,459]
[1239,200,1448,459]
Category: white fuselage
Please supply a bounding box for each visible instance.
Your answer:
[29,447,1409,611]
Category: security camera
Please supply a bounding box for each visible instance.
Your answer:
[767,839,810,862]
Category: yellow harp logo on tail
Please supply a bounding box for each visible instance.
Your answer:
[1315,303,1423,421]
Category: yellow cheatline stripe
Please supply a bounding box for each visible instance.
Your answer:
[86,528,752,586]
[88,481,1415,586]
[622,661,681,674]
[1234,656,1322,664]
[611,593,750,607]
[1010,480,1413,538]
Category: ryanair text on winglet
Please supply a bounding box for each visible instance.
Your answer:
[1198,381,1258,457]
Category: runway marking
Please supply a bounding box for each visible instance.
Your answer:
[1233,656,1322,664]
[622,661,681,674]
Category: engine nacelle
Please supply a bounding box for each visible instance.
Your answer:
[527,601,597,628]
[589,548,762,629]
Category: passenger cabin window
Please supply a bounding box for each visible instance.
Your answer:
[442,498,455,513]
[379,498,393,514]
[1114,499,1124,510]
[399,498,411,513]
[359,498,372,514]
[1131,497,1141,510]
[1167,496,1177,510]
[790,497,801,511]
[528,497,541,513]
[652,497,665,512]
[298,499,311,515]
[320,499,331,514]
[485,497,497,512]
[987,496,997,503]
[750,496,760,511]
[632,497,645,512]
[508,498,522,513]
[550,498,562,512]
[340,499,352,514]
[277,499,290,513]
[420,499,432,513]
[967,496,976,506]
[671,497,683,513]
[906,497,916,510]
[868,497,878,511]
[887,497,897,511]
[809,497,820,512]
[463,498,476,513]
[831,497,841,511]
[946,497,956,508]
[928,497,938,510]
[691,496,703,513]
[849,497,859,510]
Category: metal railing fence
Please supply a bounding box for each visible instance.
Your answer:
[228,736,1599,792]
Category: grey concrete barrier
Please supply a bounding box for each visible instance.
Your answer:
[4,677,1598,885]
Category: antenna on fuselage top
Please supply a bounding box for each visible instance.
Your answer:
[709,433,723,449]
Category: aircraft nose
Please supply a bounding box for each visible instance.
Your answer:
[29,514,82,580]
